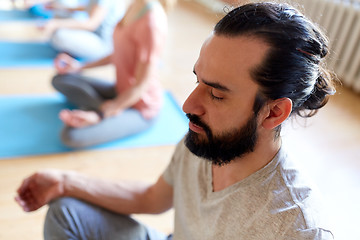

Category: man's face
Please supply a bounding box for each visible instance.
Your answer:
[182,34,269,165]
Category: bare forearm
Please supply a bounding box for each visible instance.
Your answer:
[63,172,158,214]
[15,169,173,214]
[110,85,146,113]
[102,61,154,116]
[81,55,113,69]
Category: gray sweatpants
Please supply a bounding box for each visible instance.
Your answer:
[44,197,171,240]
[50,28,113,61]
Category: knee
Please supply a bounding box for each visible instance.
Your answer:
[51,74,68,89]
[61,127,88,149]
[51,74,63,89]
[47,197,75,215]
[44,197,83,239]
[50,29,70,51]
[45,197,77,227]
[51,73,77,91]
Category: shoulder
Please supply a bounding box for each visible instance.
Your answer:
[142,3,167,29]
[270,149,334,239]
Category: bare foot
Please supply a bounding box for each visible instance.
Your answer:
[59,109,101,128]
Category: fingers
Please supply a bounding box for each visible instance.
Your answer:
[17,173,34,196]
[59,109,82,127]
[15,195,41,212]
[15,192,34,212]
[59,109,83,127]
[15,174,41,212]
[15,196,30,212]
[54,54,69,74]
[54,54,71,74]
[59,109,71,122]
[54,53,80,74]
[15,170,66,212]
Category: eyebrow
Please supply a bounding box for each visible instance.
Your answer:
[193,68,231,92]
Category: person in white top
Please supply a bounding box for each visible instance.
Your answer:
[43,0,127,60]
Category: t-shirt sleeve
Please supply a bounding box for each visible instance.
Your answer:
[162,138,185,186]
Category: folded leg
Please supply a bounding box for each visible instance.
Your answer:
[52,73,116,111]
[44,197,169,240]
[61,108,155,148]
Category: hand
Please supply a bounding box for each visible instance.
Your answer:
[54,53,82,74]
[15,169,66,212]
[59,109,101,128]
[44,2,56,10]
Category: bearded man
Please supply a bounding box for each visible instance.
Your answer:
[15,2,335,239]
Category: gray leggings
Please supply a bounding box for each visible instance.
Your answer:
[44,197,171,240]
[52,74,155,148]
[50,28,113,61]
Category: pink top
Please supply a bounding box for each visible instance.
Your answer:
[112,2,167,119]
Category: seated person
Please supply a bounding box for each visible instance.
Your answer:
[51,0,172,148]
[34,0,127,60]
[23,0,87,19]
[16,2,335,239]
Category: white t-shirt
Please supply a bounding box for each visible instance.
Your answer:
[163,138,334,240]
[88,0,126,41]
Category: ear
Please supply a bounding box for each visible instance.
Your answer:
[261,98,292,130]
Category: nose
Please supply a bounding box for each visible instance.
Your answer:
[182,84,205,117]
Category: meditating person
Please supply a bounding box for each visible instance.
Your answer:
[40,0,127,61]
[51,0,175,148]
[23,0,89,19]
[16,3,336,239]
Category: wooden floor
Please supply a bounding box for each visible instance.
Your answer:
[0,1,360,239]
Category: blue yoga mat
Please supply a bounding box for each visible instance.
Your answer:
[0,92,188,159]
[0,9,87,21]
[0,41,58,67]
[0,10,35,21]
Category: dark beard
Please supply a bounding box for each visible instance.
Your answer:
[184,113,258,166]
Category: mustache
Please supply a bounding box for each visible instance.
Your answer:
[186,113,214,144]
[186,113,207,128]
[186,113,212,136]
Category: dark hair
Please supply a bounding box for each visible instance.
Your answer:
[214,2,337,119]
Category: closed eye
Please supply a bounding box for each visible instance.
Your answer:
[194,67,226,101]
[210,88,224,101]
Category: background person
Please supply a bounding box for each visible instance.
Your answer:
[42,0,128,61]
[23,0,86,19]
[51,0,175,148]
